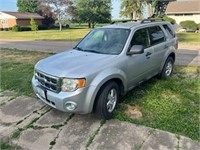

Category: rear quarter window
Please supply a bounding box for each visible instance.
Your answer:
[163,24,175,39]
[148,26,165,46]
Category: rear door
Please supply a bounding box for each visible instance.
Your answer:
[148,25,168,70]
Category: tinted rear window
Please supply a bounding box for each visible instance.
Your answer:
[163,24,174,38]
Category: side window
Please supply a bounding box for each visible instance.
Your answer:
[163,24,174,38]
[131,28,150,48]
[148,26,165,45]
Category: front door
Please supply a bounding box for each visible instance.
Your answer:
[126,28,155,89]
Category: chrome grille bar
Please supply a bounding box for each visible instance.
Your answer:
[35,70,61,93]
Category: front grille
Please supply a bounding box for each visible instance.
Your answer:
[35,70,60,93]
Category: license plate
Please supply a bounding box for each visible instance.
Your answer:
[37,87,46,99]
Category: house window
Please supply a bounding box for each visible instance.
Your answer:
[175,14,183,16]
[184,14,193,16]
[0,19,8,28]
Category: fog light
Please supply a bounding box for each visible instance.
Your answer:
[65,102,77,111]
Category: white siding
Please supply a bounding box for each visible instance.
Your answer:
[167,14,200,24]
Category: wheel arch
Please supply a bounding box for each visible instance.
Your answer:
[92,78,125,112]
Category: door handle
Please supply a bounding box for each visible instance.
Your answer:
[164,45,169,48]
[146,52,152,57]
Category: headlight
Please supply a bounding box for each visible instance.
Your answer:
[61,78,86,92]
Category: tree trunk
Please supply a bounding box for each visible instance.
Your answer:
[92,23,95,28]
[148,3,151,17]
[133,11,137,20]
[59,21,62,31]
[88,22,91,28]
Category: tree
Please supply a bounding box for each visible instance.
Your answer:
[17,0,39,13]
[145,0,176,17]
[39,0,73,31]
[120,0,145,20]
[38,3,55,26]
[30,17,38,31]
[76,0,111,28]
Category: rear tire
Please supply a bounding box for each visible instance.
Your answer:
[159,57,174,79]
[94,81,119,120]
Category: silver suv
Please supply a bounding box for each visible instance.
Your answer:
[32,21,178,119]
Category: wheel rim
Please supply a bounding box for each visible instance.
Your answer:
[165,61,173,76]
[106,88,117,113]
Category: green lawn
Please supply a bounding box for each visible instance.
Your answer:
[0,49,199,141]
[0,26,199,45]
[0,28,91,41]
[177,32,200,45]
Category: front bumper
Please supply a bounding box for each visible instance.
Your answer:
[32,76,94,114]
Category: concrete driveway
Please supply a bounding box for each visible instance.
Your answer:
[0,39,199,66]
[0,90,199,150]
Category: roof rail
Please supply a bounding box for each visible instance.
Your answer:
[111,19,139,24]
[141,17,164,24]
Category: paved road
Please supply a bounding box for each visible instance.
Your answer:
[0,90,199,150]
[0,40,199,66]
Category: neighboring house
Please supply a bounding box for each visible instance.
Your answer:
[0,11,44,28]
[166,1,200,24]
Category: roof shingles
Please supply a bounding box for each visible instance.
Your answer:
[2,11,44,19]
[166,1,200,14]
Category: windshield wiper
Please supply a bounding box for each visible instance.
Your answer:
[75,47,84,51]
[85,49,102,54]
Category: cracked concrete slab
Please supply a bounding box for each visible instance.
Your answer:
[141,129,177,150]
[0,96,44,123]
[35,109,70,127]
[0,125,16,141]
[53,114,100,150]
[0,90,17,97]
[13,128,58,150]
[88,119,150,150]
[179,136,200,150]
[0,96,13,105]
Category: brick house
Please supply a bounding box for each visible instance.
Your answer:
[166,1,200,24]
[0,11,44,28]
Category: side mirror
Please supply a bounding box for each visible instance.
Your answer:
[127,45,144,55]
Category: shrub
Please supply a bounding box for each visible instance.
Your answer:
[12,25,21,32]
[197,23,200,30]
[163,16,176,24]
[30,17,38,31]
[65,24,70,28]
[38,25,48,30]
[0,28,3,31]
[180,20,198,30]
[21,26,31,31]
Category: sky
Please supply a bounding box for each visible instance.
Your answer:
[0,0,122,19]
[0,0,190,19]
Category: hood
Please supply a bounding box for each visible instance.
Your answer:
[35,49,118,78]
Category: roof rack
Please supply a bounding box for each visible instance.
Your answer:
[141,17,164,24]
[111,19,139,24]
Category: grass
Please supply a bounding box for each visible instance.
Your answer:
[0,141,21,150]
[114,66,200,141]
[0,49,51,96]
[177,32,200,45]
[0,49,199,141]
[0,28,91,41]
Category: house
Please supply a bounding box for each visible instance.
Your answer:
[166,1,200,24]
[0,11,44,28]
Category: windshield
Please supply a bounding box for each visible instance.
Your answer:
[75,28,130,55]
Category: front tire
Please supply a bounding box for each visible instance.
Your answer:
[160,57,174,79]
[94,81,119,120]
